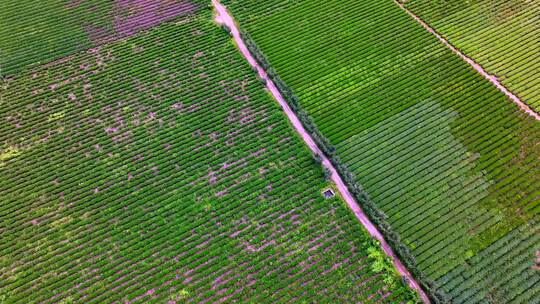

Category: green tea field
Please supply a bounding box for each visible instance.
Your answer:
[2,0,538,302]
[402,0,540,111]
[0,0,206,75]
[0,7,416,304]
[222,0,540,302]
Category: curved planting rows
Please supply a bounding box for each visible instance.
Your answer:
[401,0,540,112]
[0,9,416,304]
[221,0,540,302]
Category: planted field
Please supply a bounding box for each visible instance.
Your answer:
[0,0,205,75]
[223,0,540,302]
[402,0,540,112]
[0,8,416,304]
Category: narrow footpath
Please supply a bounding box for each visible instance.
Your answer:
[395,0,540,120]
[212,0,430,302]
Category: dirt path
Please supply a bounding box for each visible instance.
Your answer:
[395,0,540,120]
[212,1,430,302]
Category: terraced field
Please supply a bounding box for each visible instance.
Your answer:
[0,7,417,304]
[222,0,540,302]
[401,0,540,112]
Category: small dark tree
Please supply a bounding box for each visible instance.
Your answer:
[312,153,322,164]
[221,25,232,36]
[323,167,332,180]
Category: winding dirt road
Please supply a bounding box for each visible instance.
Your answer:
[212,1,430,302]
[395,0,540,120]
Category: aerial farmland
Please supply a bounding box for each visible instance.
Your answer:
[402,0,540,112]
[1,0,538,303]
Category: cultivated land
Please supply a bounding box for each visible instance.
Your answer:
[214,1,428,300]
[0,0,205,75]
[222,0,540,302]
[402,0,540,112]
[0,8,417,304]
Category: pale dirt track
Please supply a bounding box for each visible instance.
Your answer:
[212,1,430,302]
[395,0,540,120]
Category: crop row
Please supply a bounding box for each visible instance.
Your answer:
[402,0,540,111]
[223,0,539,303]
[0,10,414,303]
[0,0,208,75]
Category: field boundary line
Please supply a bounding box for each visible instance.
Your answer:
[394,0,540,120]
[212,0,430,302]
